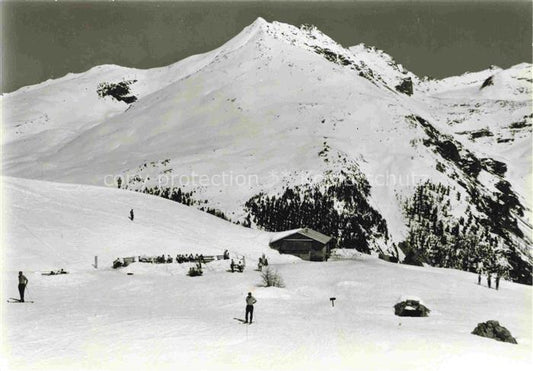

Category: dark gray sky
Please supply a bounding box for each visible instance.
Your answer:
[1,0,531,93]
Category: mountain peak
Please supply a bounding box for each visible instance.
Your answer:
[2,18,531,284]
[250,16,268,28]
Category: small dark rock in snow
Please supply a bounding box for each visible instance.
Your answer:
[471,320,517,344]
[394,296,430,317]
[480,75,494,89]
[395,77,413,96]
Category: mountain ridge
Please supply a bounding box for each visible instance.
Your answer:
[2,18,531,283]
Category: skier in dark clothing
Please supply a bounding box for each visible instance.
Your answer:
[476,262,483,285]
[245,292,257,324]
[487,273,492,289]
[495,273,501,290]
[129,209,134,221]
[18,271,28,302]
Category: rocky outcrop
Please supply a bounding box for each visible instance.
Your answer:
[395,77,413,96]
[480,158,507,177]
[394,296,430,317]
[480,75,494,89]
[471,320,517,344]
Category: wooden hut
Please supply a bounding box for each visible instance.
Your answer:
[269,228,333,261]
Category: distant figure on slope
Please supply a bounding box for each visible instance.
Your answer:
[230,259,235,273]
[494,262,507,291]
[476,261,483,285]
[487,272,492,289]
[18,271,28,302]
[245,292,257,324]
[129,209,134,221]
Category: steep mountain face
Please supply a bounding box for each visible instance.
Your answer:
[2,18,531,283]
[417,63,532,210]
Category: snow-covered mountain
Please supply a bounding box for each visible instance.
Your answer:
[2,18,531,283]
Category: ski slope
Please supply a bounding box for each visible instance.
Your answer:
[2,254,531,370]
[1,176,294,272]
[1,177,531,370]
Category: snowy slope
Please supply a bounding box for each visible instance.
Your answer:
[2,254,531,370]
[349,43,419,90]
[1,18,531,281]
[416,64,532,210]
[2,18,422,243]
[0,18,265,147]
[1,175,531,371]
[1,176,294,272]
[419,63,531,100]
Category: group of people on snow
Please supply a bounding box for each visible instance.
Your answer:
[114,252,225,269]
[113,254,206,268]
[137,253,207,264]
[174,254,206,264]
[477,262,507,290]
[257,254,269,271]
[12,270,260,322]
[230,258,245,273]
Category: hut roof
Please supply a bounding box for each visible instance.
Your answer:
[270,227,332,245]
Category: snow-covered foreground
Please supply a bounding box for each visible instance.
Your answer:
[2,256,531,371]
[1,178,531,370]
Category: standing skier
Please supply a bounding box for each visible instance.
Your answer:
[487,272,492,289]
[129,209,134,221]
[245,292,257,324]
[476,261,483,285]
[18,271,28,302]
